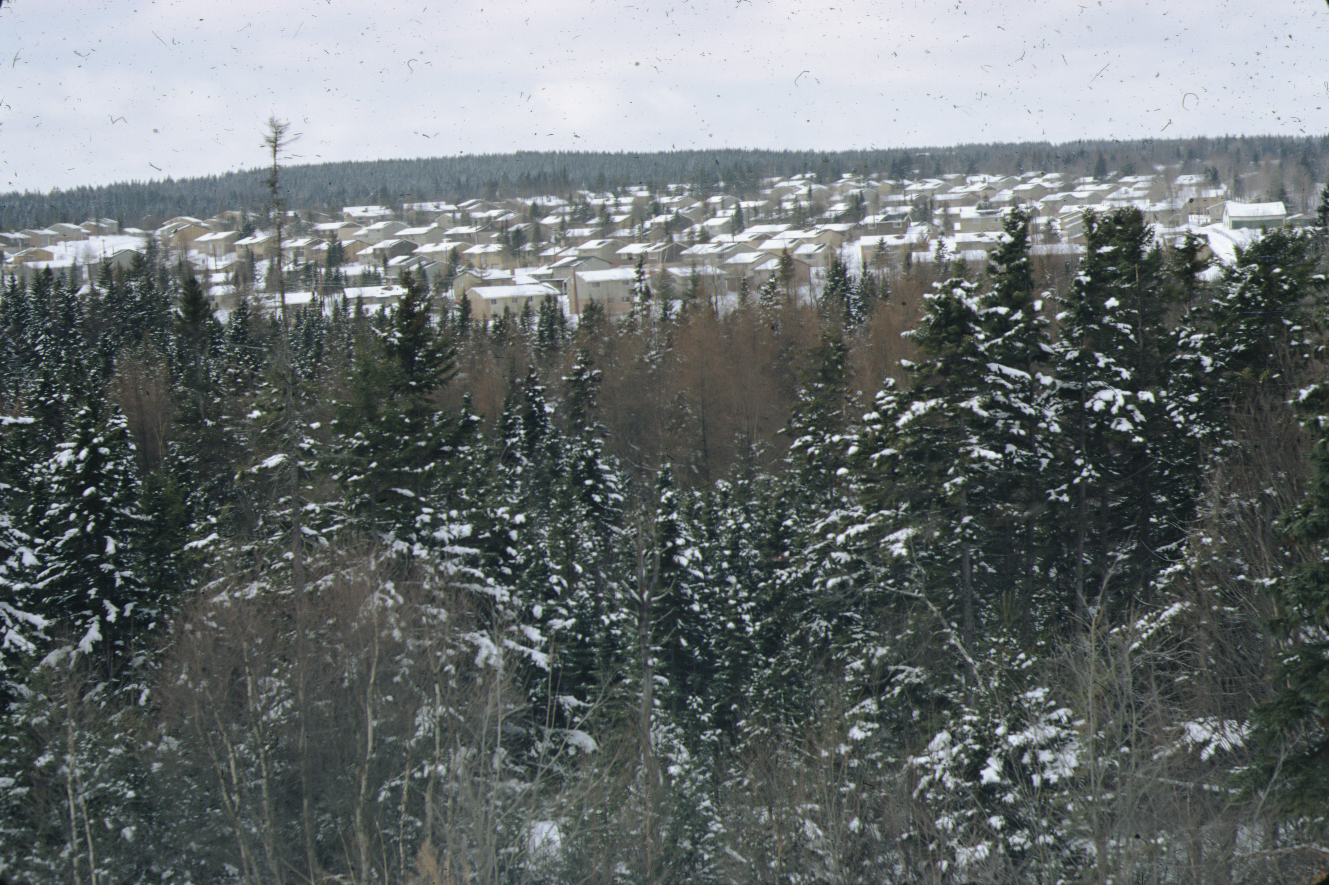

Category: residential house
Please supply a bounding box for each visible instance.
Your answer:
[403,201,459,225]
[19,229,59,249]
[282,237,323,265]
[862,210,911,235]
[357,220,408,245]
[80,218,120,235]
[680,241,756,270]
[547,255,612,290]
[49,223,89,242]
[571,239,625,265]
[466,282,561,320]
[196,230,241,261]
[398,225,449,246]
[569,267,639,316]
[462,243,508,270]
[368,238,418,264]
[343,205,394,224]
[616,241,684,269]
[235,233,278,260]
[312,221,361,242]
[1220,201,1287,230]
[953,206,1007,234]
[159,218,212,252]
[385,254,434,283]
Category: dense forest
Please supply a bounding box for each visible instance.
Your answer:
[3,133,1328,230]
[2,201,1329,885]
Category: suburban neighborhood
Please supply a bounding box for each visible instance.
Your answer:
[1,166,1310,322]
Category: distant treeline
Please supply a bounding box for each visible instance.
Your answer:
[2,133,1327,230]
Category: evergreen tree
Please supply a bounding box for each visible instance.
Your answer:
[819,251,855,327]
[25,401,155,672]
[1253,379,1329,816]
[1049,208,1181,621]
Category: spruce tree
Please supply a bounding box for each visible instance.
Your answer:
[1254,379,1329,815]
[25,402,154,671]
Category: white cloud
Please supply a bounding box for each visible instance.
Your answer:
[1,0,1325,192]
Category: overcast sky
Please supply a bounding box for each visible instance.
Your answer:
[2,0,1326,193]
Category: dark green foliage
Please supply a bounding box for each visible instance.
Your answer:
[1255,381,1329,815]
[26,402,154,672]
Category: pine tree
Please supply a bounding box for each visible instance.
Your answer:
[336,271,463,545]
[857,276,993,649]
[819,251,854,327]
[1049,208,1180,622]
[25,401,154,671]
[1253,379,1329,815]
[977,207,1055,637]
[0,418,42,679]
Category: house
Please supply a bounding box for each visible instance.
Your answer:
[616,241,684,269]
[235,233,278,260]
[312,221,361,242]
[357,220,408,245]
[855,231,932,268]
[7,246,55,265]
[403,201,459,225]
[159,219,212,251]
[19,229,59,249]
[414,241,469,265]
[571,239,625,265]
[680,241,756,270]
[452,267,516,304]
[104,247,143,272]
[385,254,434,283]
[721,250,811,294]
[195,230,241,261]
[442,226,489,245]
[465,282,560,319]
[569,267,639,316]
[343,205,394,224]
[282,237,323,265]
[462,243,508,270]
[953,206,1008,234]
[1220,201,1287,231]
[547,255,612,289]
[862,210,911,235]
[368,238,418,263]
[80,218,120,235]
[700,216,735,237]
[49,223,89,243]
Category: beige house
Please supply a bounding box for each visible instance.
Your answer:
[953,206,1008,234]
[569,267,638,316]
[721,250,811,294]
[196,230,241,261]
[680,241,757,270]
[462,243,508,270]
[357,220,408,244]
[283,237,323,265]
[235,233,278,260]
[49,223,89,242]
[466,282,561,320]
[312,221,361,242]
[160,219,212,252]
[7,246,55,265]
[397,225,449,246]
[616,241,684,269]
[19,229,59,249]
[368,238,418,263]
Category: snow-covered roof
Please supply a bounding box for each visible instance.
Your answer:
[469,283,558,300]
[1224,201,1286,219]
[575,268,638,282]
